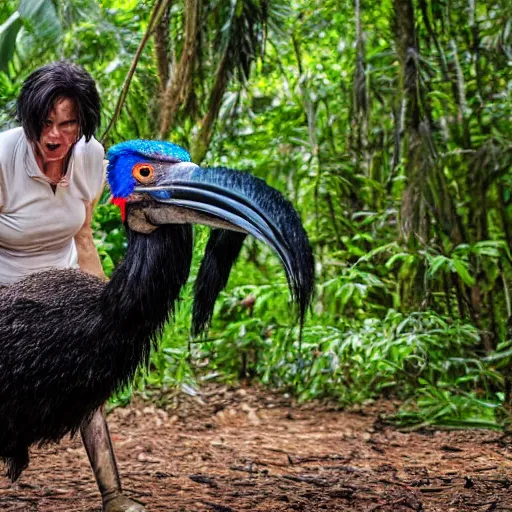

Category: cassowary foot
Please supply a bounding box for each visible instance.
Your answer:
[103,493,146,512]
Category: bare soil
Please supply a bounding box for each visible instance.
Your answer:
[1,385,511,511]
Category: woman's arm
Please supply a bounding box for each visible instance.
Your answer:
[75,200,106,279]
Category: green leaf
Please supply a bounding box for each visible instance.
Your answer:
[18,0,62,42]
[18,0,47,19]
[0,12,22,73]
[339,283,355,308]
[428,255,449,277]
[483,347,512,362]
[385,252,413,269]
[452,259,475,286]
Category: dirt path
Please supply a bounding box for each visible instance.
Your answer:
[1,385,511,511]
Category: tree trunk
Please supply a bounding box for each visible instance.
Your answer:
[190,49,231,163]
[394,0,434,308]
[394,0,423,241]
[154,1,172,92]
[159,0,201,140]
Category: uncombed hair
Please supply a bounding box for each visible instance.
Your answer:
[16,61,101,143]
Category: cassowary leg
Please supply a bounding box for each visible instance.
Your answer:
[81,407,145,512]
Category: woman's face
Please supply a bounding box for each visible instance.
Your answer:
[36,97,79,164]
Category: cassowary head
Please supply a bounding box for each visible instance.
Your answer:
[107,140,314,334]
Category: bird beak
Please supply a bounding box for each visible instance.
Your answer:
[131,161,314,324]
[135,163,293,283]
[134,163,247,233]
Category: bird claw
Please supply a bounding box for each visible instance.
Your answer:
[103,495,146,512]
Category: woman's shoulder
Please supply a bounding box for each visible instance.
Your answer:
[73,135,105,180]
[71,135,106,201]
[0,126,24,143]
[0,127,25,163]
[74,135,105,160]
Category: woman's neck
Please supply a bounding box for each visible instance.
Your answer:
[33,145,70,183]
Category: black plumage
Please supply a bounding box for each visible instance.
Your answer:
[0,223,192,481]
[193,229,247,335]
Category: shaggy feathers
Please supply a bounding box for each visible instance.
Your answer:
[0,221,192,481]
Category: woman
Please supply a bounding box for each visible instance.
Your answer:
[0,61,145,512]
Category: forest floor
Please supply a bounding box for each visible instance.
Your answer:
[0,384,511,512]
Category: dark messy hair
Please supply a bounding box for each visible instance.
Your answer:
[16,61,101,143]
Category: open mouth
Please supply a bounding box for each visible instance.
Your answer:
[46,143,61,152]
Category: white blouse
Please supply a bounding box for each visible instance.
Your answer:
[0,127,105,285]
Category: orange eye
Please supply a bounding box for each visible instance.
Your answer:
[132,163,155,184]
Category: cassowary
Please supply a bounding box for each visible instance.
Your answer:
[0,140,314,482]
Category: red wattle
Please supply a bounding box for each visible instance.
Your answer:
[111,197,127,221]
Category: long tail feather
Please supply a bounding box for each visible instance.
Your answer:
[192,229,247,335]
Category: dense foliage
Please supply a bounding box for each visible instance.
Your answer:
[1,0,511,428]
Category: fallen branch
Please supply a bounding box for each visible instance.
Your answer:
[189,474,219,488]
[281,474,330,487]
